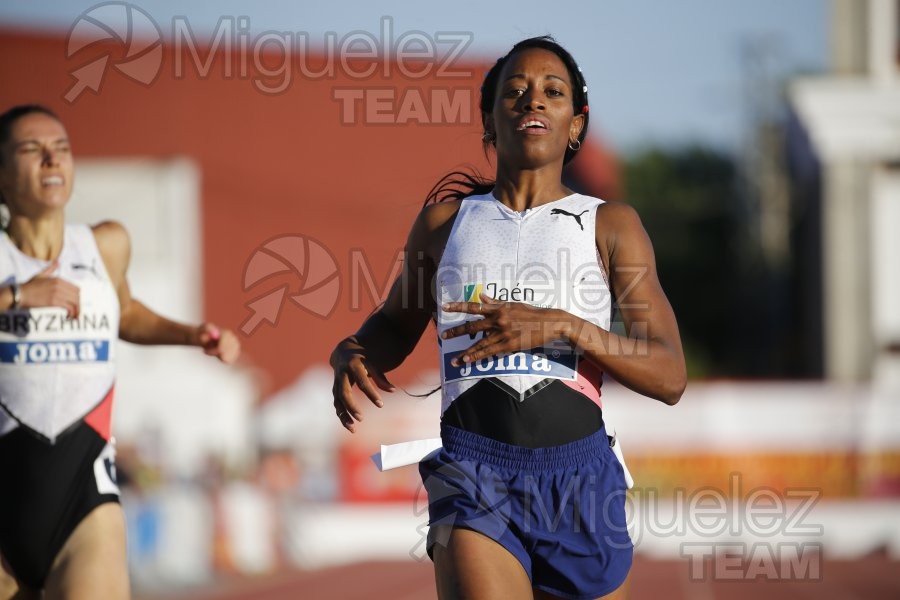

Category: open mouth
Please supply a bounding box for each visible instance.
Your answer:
[517,119,549,131]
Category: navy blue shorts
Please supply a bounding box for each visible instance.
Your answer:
[420,424,633,599]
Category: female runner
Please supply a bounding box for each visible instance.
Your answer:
[331,37,685,599]
[0,104,240,599]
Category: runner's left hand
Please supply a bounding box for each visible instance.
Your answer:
[196,323,241,364]
[440,293,570,367]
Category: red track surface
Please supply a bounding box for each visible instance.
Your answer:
[137,555,900,599]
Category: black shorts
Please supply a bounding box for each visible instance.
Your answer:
[0,421,119,590]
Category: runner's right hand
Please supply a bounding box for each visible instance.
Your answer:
[330,337,394,433]
[18,260,80,318]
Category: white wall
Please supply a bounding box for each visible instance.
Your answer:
[69,158,258,476]
[871,168,900,347]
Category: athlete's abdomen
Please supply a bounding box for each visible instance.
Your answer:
[441,378,604,447]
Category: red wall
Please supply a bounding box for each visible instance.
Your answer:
[0,29,618,397]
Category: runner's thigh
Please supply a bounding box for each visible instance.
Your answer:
[43,503,130,600]
[433,526,533,600]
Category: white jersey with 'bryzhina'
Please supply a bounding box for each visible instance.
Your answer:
[0,224,119,443]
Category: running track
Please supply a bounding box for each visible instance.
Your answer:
[137,555,900,599]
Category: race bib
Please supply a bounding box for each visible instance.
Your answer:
[438,282,578,384]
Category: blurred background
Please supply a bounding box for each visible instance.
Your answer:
[1,0,899,598]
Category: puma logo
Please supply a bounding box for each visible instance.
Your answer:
[72,262,100,277]
[550,208,588,231]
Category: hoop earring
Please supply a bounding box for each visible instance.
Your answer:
[568,139,582,151]
[482,131,495,145]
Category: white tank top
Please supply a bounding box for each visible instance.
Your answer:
[436,193,613,414]
[0,224,119,442]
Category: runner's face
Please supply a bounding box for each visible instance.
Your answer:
[488,48,584,169]
[0,113,73,216]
